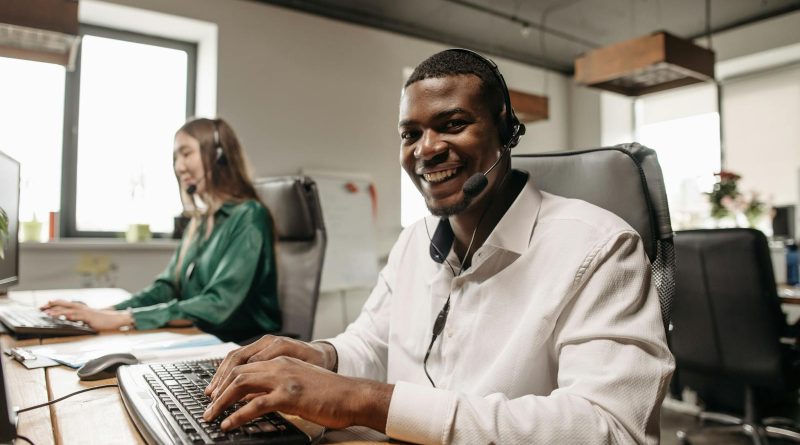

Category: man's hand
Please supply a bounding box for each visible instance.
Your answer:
[41,300,132,331]
[205,335,336,399]
[202,356,392,432]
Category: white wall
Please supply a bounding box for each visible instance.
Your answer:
[709,9,800,63]
[92,0,570,255]
[568,85,602,149]
[722,65,800,207]
[17,0,573,338]
[568,85,633,149]
[17,242,175,292]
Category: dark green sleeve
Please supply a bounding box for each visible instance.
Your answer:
[113,248,180,310]
[130,211,270,330]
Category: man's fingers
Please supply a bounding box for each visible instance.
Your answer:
[207,347,250,395]
[204,364,273,421]
[242,392,267,402]
[246,337,292,364]
[210,363,255,406]
[220,393,279,431]
[207,336,276,396]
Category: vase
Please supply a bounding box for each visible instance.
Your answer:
[126,224,152,242]
[21,220,43,242]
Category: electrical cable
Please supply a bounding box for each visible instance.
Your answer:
[14,434,34,445]
[422,164,513,387]
[16,384,119,414]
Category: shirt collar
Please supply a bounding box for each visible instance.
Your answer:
[427,169,543,262]
[216,201,236,217]
[482,170,542,255]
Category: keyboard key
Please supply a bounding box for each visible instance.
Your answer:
[256,421,277,433]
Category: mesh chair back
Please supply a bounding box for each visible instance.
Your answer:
[513,143,675,328]
[254,176,326,341]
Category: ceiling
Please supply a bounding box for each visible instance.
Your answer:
[251,0,800,74]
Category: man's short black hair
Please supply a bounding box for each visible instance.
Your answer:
[405,50,505,121]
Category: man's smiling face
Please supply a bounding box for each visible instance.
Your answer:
[398,74,503,217]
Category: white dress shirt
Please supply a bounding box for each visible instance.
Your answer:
[327,172,674,444]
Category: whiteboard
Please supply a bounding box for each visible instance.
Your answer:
[303,170,379,292]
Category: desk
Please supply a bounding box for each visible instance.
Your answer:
[780,284,800,305]
[3,289,388,444]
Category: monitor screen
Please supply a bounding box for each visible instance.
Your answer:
[0,150,20,291]
[773,205,796,241]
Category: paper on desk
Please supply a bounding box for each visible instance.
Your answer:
[19,332,223,368]
[135,342,239,364]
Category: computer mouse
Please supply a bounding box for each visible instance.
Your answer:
[77,352,140,381]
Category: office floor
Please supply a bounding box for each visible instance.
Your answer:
[660,406,800,444]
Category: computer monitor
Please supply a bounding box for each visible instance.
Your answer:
[0,150,20,293]
[0,343,17,442]
[773,205,796,241]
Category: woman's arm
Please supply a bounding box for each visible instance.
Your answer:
[129,208,269,330]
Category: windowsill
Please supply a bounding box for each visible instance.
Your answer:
[20,238,179,251]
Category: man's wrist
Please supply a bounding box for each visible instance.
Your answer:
[312,341,339,372]
[350,380,393,433]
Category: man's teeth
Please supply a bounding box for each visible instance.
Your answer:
[423,168,458,183]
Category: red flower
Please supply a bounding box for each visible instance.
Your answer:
[716,170,741,182]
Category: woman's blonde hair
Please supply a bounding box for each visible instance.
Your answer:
[173,118,275,283]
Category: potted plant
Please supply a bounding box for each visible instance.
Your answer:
[707,171,769,228]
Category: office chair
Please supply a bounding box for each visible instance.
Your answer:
[254,176,327,342]
[671,228,800,445]
[513,142,675,329]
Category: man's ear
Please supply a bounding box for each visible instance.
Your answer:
[495,104,510,148]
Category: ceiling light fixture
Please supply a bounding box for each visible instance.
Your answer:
[0,0,81,70]
[573,0,715,97]
[573,31,715,96]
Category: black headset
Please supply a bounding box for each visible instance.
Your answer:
[212,119,227,166]
[443,48,526,150]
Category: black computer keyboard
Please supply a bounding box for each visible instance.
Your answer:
[144,360,310,444]
[0,307,96,337]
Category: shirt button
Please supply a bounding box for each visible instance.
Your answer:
[446,329,454,338]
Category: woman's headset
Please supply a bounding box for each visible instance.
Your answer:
[212,120,227,166]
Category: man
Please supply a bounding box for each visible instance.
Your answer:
[203,50,673,444]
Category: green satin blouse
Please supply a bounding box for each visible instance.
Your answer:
[113,200,281,343]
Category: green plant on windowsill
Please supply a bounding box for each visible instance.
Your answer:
[0,207,8,260]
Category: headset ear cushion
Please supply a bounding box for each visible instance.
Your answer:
[215,147,227,165]
[506,120,525,149]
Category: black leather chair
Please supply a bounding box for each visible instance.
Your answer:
[513,142,675,328]
[254,176,326,342]
[671,228,800,444]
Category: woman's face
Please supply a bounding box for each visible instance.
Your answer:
[173,131,206,195]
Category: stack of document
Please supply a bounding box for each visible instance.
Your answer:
[11,332,238,369]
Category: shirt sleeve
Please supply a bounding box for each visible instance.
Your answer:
[129,217,269,330]
[384,231,674,444]
[113,249,180,310]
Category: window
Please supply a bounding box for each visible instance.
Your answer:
[64,26,196,236]
[2,28,195,240]
[0,57,65,240]
[635,84,721,229]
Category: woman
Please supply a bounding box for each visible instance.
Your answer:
[42,118,281,343]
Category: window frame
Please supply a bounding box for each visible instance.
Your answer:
[60,24,197,238]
